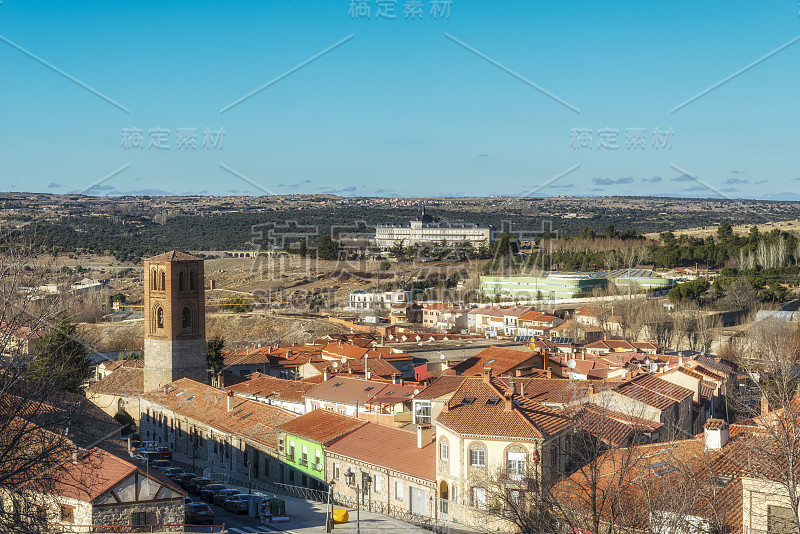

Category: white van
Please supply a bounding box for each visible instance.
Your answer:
[136,441,160,452]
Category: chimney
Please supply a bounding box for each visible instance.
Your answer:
[761,395,772,416]
[227,391,235,412]
[483,366,493,383]
[218,372,224,390]
[703,419,729,450]
[587,384,595,396]
[417,424,434,448]
[519,381,525,396]
[504,389,514,412]
[546,368,552,379]
[581,350,586,361]
[392,374,401,385]
[323,368,331,381]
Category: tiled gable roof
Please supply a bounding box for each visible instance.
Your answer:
[226,373,315,404]
[414,375,468,400]
[304,376,388,406]
[275,409,365,445]
[451,346,537,376]
[86,367,144,397]
[146,251,203,262]
[435,377,572,440]
[140,378,296,451]
[326,423,435,481]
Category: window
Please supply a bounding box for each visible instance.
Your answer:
[289,469,295,482]
[182,307,191,329]
[374,473,383,494]
[189,271,197,290]
[414,401,432,425]
[451,484,458,505]
[395,481,404,501]
[471,487,486,510]
[507,451,526,476]
[36,506,47,522]
[60,505,75,523]
[314,450,321,469]
[179,271,186,291]
[768,505,798,534]
[486,397,500,406]
[131,511,147,525]
[440,442,449,461]
[470,448,486,467]
[156,307,164,329]
[461,397,476,405]
[333,463,340,480]
[159,271,166,291]
[302,445,308,466]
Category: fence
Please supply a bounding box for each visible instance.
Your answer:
[52,524,225,533]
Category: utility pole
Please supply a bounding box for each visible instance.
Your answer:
[326,480,335,532]
[356,484,361,534]
[248,459,252,495]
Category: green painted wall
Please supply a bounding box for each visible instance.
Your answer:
[284,434,325,481]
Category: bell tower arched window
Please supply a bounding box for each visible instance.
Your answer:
[179,272,186,292]
[156,307,164,329]
[182,307,191,330]
[189,271,197,291]
[159,271,166,291]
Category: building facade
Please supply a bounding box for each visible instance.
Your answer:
[375,209,494,250]
[143,251,208,391]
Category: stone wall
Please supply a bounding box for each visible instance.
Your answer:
[91,498,184,527]
[143,337,207,391]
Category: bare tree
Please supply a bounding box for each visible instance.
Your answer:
[0,232,107,533]
[730,318,800,533]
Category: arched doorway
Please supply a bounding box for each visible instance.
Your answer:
[439,480,449,519]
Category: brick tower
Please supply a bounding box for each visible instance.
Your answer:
[143,251,207,391]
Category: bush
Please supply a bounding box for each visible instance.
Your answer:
[379,261,391,271]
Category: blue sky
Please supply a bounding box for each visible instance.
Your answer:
[0,1,798,198]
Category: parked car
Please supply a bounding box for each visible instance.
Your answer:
[134,440,159,452]
[161,467,184,478]
[188,477,212,496]
[151,459,171,471]
[179,473,199,490]
[128,440,141,451]
[157,446,172,459]
[185,502,214,525]
[223,494,254,514]
[199,483,227,503]
[213,489,239,507]
[184,496,193,505]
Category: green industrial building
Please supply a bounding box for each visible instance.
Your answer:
[480,269,675,301]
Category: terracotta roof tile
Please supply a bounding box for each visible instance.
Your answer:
[140,378,296,451]
[226,373,316,404]
[451,346,538,376]
[146,251,203,262]
[275,409,366,445]
[326,423,435,481]
[87,367,144,397]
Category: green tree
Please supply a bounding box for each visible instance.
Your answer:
[318,235,339,260]
[222,297,253,313]
[206,335,225,372]
[717,222,734,241]
[28,316,91,394]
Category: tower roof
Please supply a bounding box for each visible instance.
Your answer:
[145,251,203,262]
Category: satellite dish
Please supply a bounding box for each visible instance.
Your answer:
[567,359,577,370]
[649,362,658,373]
[413,389,420,395]
[340,356,347,365]
[332,362,339,369]
[439,352,445,361]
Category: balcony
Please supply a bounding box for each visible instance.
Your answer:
[285,453,294,462]
[299,458,308,467]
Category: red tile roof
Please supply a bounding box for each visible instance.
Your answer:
[275,409,366,445]
[226,373,316,404]
[451,346,538,376]
[326,423,435,481]
[305,376,388,406]
[42,447,184,502]
[140,378,296,451]
[146,251,202,262]
[436,377,573,440]
[87,367,144,397]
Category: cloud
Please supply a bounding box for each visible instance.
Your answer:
[672,174,695,182]
[731,170,747,175]
[721,187,739,193]
[374,189,398,194]
[642,176,663,183]
[477,154,490,158]
[47,182,60,189]
[301,180,312,184]
[342,186,357,192]
[724,178,749,184]
[681,186,708,192]
[550,183,575,190]
[756,179,768,184]
[590,188,606,192]
[592,177,633,185]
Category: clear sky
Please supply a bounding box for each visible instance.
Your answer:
[1,1,798,199]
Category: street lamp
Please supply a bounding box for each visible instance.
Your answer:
[326,479,336,533]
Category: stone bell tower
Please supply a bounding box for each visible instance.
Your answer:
[143,251,207,391]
